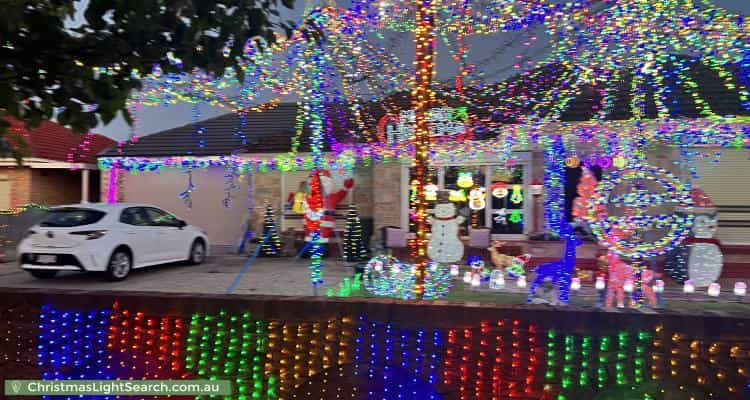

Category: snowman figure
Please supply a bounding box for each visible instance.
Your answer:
[427,194,465,263]
[686,210,723,287]
[665,188,722,287]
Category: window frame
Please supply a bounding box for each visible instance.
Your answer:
[143,207,182,227]
[119,207,151,227]
[400,153,532,239]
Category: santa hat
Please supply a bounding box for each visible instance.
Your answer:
[677,187,716,214]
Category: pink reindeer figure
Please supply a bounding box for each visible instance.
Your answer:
[605,251,635,308]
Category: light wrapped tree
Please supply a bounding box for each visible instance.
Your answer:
[259,201,282,257]
[343,204,368,262]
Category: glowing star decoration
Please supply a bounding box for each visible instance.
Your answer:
[424,183,439,201]
[468,187,487,210]
[684,280,696,293]
[570,277,581,291]
[510,185,523,204]
[449,190,467,202]
[457,172,474,189]
[491,183,509,199]
[653,280,665,294]
[583,162,694,259]
[450,264,460,277]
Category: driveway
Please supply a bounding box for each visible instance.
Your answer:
[0,251,358,296]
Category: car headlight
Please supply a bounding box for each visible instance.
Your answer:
[70,230,108,240]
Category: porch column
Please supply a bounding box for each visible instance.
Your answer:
[81,169,90,203]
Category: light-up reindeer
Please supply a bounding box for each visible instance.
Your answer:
[527,224,582,305]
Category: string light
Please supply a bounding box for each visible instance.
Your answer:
[3,303,750,399]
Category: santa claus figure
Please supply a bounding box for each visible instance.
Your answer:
[303,169,355,245]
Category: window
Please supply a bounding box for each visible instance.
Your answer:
[120,207,150,226]
[444,166,487,234]
[403,159,530,236]
[40,208,106,227]
[144,207,181,227]
[489,165,525,235]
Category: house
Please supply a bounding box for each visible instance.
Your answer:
[1,118,116,209]
[97,61,750,252]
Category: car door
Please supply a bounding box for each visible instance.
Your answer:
[144,207,188,261]
[119,207,161,266]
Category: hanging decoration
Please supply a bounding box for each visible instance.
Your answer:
[467,187,487,210]
[509,184,523,205]
[424,183,439,201]
[178,168,196,209]
[490,182,508,199]
[448,190,467,202]
[456,172,474,188]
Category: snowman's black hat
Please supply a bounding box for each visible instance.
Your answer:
[436,190,450,203]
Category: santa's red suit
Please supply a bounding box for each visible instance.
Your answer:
[303,170,354,243]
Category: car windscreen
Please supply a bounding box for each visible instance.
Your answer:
[39,208,106,227]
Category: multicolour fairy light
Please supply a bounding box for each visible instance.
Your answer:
[14,302,750,400]
[584,162,695,259]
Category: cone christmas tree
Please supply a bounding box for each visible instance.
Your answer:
[343,204,368,262]
[260,201,282,256]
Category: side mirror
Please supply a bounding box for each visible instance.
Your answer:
[177,219,187,228]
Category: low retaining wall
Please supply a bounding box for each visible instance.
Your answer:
[2,288,749,399]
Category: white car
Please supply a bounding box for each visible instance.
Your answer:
[18,203,209,281]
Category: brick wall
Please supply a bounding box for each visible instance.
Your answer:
[29,169,82,205]
[371,163,402,230]
[0,167,32,207]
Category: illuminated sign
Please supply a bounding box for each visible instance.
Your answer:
[377,107,469,144]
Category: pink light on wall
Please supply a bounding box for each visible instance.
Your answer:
[107,168,119,203]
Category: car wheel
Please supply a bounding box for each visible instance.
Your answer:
[189,240,206,265]
[28,270,58,279]
[105,250,132,281]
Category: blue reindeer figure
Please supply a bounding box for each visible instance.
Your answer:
[527,224,582,305]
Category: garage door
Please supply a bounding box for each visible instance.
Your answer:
[690,148,750,245]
